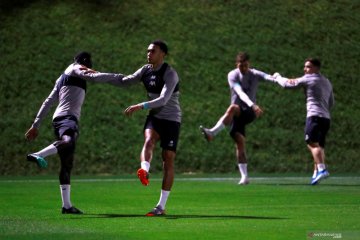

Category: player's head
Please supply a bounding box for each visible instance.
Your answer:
[304,58,321,74]
[74,51,92,68]
[151,40,168,55]
[147,40,168,65]
[236,52,250,74]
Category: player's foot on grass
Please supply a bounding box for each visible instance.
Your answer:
[145,205,165,216]
[311,169,329,185]
[238,177,249,185]
[27,154,48,169]
[199,125,214,142]
[137,168,149,186]
[62,206,83,214]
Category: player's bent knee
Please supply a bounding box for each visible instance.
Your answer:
[55,138,76,154]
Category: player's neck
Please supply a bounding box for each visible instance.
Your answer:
[152,61,164,70]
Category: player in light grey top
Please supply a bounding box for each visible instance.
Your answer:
[275,69,334,119]
[200,52,277,185]
[274,58,334,184]
[228,67,276,107]
[32,62,122,129]
[25,52,122,214]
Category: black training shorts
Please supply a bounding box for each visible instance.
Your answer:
[230,105,256,138]
[305,116,330,148]
[144,115,181,152]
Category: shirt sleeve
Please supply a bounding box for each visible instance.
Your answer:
[228,70,254,107]
[72,65,125,85]
[276,76,304,88]
[233,83,254,107]
[32,78,60,129]
[116,67,144,86]
[253,69,276,82]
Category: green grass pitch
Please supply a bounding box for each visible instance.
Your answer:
[1,175,359,240]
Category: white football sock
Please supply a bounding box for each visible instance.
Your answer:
[312,169,318,178]
[238,163,248,178]
[209,121,225,136]
[60,185,72,209]
[141,161,150,172]
[156,190,170,210]
[34,144,57,158]
[317,163,325,172]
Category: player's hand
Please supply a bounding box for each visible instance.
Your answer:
[25,127,38,141]
[272,72,281,82]
[252,104,263,118]
[273,72,281,78]
[124,104,143,117]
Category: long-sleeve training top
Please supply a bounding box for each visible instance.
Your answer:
[32,63,122,129]
[114,62,181,123]
[227,68,275,107]
[277,73,334,119]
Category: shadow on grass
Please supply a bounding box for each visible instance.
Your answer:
[78,213,288,220]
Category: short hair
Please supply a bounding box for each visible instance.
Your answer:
[74,51,92,68]
[306,58,321,68]
[235,52,250,63]
[151,40,168,54]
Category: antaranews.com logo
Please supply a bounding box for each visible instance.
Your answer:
[307,232,342,239]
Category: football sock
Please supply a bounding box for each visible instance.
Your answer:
[156,190,170,210]
[34,144,57,158]
[60,185,72,209]
[317,163,325,172]
[312,169,318,178]
[209,121,225,136]
[141,161,150,172]
[238,163,248,178]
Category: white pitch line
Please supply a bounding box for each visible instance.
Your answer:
[0,176,359,183]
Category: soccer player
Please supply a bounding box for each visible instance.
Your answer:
[118,40,181,216]
[274,58,334,185]
[25,52,122,214]
[199,52,277,185]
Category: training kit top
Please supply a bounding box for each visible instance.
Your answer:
[227,68,276,107]
[115,62,181,123]
[32,63,122,129]
[277,73,334,119]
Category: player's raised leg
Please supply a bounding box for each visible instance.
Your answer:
[138,129,159,186]
[200,104,240,141]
